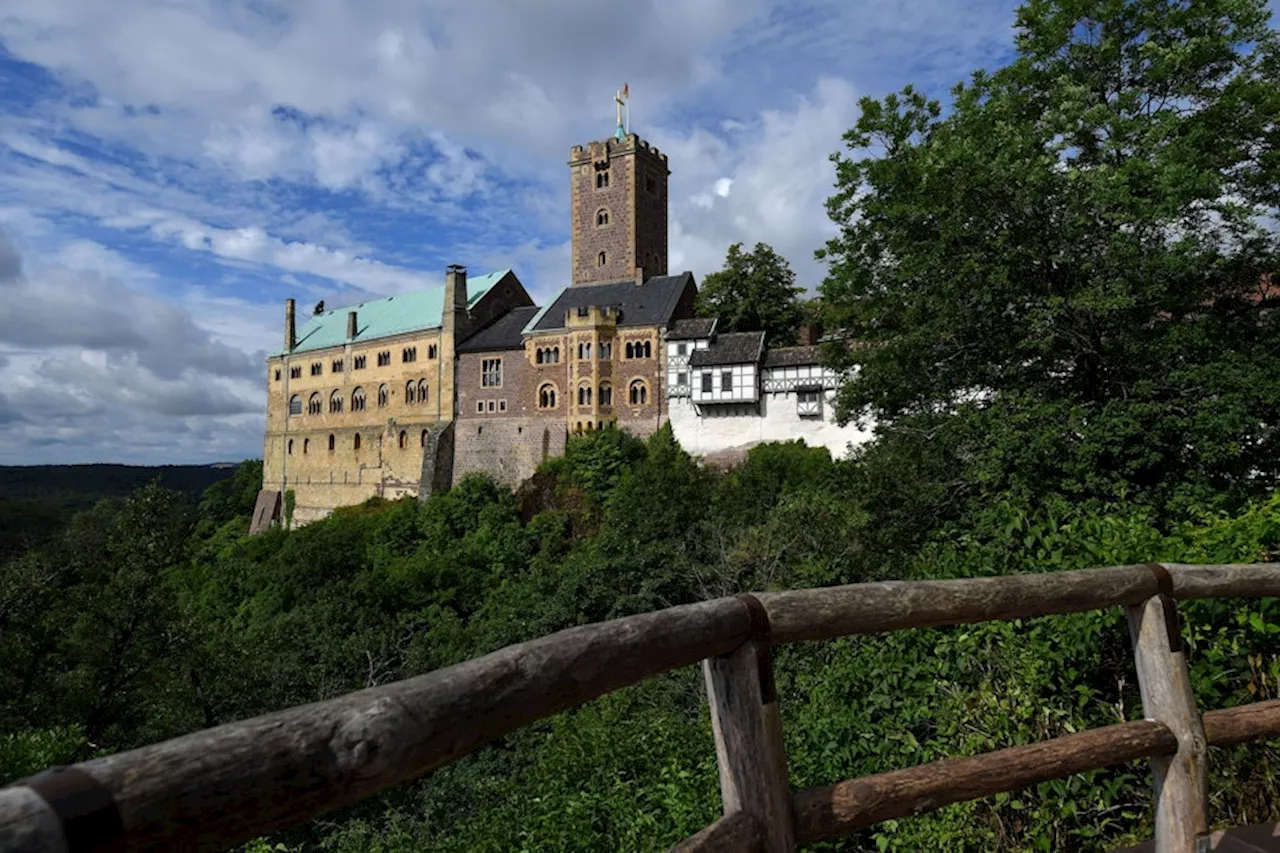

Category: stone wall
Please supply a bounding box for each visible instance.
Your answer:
[453,417,568,488]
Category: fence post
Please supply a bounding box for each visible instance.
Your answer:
[703,596,794,852]
[1128,566,1208,853]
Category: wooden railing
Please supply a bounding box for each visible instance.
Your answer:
[3,563,1280,853]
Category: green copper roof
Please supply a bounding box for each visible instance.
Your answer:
[276,270,509,357]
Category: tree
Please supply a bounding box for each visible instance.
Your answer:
[818,0,1280,515]
[697,242,806,345]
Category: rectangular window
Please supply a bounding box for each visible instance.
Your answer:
[290,366,302,379]
[332,359,343,373]
[499,399,507,412]
[721,371,733,392]
[477,401,484,413]
[701,373,713,393]
[577,306,590,317]
[482,358,502,388]
[310,362,322,376]
[354,355,366,370]
[677,343,687,356]
[677,372,687,386]
[377,351,391,366]
[797,389,823,419]
[487,400,495,412]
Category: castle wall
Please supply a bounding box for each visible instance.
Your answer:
[667,391,875,461]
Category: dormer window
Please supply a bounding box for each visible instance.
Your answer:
[596,208,610,227]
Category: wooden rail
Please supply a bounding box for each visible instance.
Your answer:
[1,562,1279,853]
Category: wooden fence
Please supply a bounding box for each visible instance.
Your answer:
[4,562,1280,853]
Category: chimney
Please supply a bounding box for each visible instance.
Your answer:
[446,264,468,312]
[347,310,358,339]
[285,298,296,351]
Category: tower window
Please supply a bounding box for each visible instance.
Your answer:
[596,208,610,227]
[598,251,607,267]
[646,176,656,193]
[377,384,389,407]
[596,171,609,188]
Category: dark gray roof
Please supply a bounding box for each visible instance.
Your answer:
[688,331,766,367]
[763,345,824,368]
[667,317,717,340]
[457,306,541,353]
[530,272,695,332]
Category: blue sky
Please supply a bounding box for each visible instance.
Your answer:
[0,0,1042,464]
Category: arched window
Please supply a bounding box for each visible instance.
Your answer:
[288,438,294,454]
[596,171,609,188]
[421,429,429,447]
[405,380,417,404]
[538,384,557,409]
[586,421,594,431]
[598,251,607,266]
[578,384,592,406]
[575,421,583,434]
[553,347,560,363]
[328,434,335,451]
[398,430,407,449]
[354,433,362,450]
[625,341,634,359]
[303,438,310,454]
[351,387,366,411]
[308,393,322,415]
[643,341,652,359]
[378,384,388,408]
[599,383,612,405]
[329,390,343,413]
[289,394,302,416]
[417,379,428,403]
[596,208,609,226]
[629,380,648,406]
[536,348,544,365]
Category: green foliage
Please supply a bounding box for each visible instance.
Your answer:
[696,242,807,345]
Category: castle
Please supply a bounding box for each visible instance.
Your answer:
[254,120,871,530]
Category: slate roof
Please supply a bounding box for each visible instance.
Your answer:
[666,317,717,340]
[457,306,541,353]
[763,345,824,368]
[274,270,510,356]
[529,272,695,332]
[688,331,766,367]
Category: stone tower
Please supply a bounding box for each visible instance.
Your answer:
[568,133,669,286]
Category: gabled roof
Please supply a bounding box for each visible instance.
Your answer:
[458,306,541,353]
[763,345,824,368]
[529,272,695,332]
[667,317,717,340]
[274,270,511,356]
[689,331,766,367]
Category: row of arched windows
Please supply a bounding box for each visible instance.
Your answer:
[537,380,643,409]
[289,381,428,416]
[625,341,652,359]
[535,346,561,364]
[286,428,436,455]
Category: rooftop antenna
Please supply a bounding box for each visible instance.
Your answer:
[613,83,629,142]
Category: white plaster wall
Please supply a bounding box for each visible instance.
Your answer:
[668,389,874,461]
[690,363,758,404]
[666,338,710,397]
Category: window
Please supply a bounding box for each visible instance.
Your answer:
[482,358,502,388]
[701,373,713,393]
[398,430,407,449]
[625,342,634,359]
[577,342,591,360]
[538,384,557,409]
[332,359,343,373]
[536,348,544,365]
[499,399,507,412]
[417,379,427,403]
[351,386,366,411]
[377,351,391,367]
[311,362,322,376]
[378,384,388,408]
[428,344,438,359]
[629,380,648,406]
[578,385,592,406]
[289,394,302,416]
[288,439,294,454]
[599,384,612,405]
[600,341,612,359]
[330,390,343,413]
[290,365,302,379]
[328,434,335,451]
[596,170,609,188]
[274,368,281,381]
[303,438,310,454]
[354,355,367,370]
[406,380,417,404]
[308,393,322,415]
[596,208,609,226]
[477,400,485,413]
[421,429,429,447]
[797,389,823,419]
[677,372,687,386]
[677,343,687,356]
[487,400,496,412]
[402,347,417,363]
[643,341,652,358]
[598,251,607,266]
[577,306,590,318]
[354,433,362,450]
[721,371,733,392]
[553,347,560,363]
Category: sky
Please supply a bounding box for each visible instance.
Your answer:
[0,0,1036,465]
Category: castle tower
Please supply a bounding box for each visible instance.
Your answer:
[568,132,669,286]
